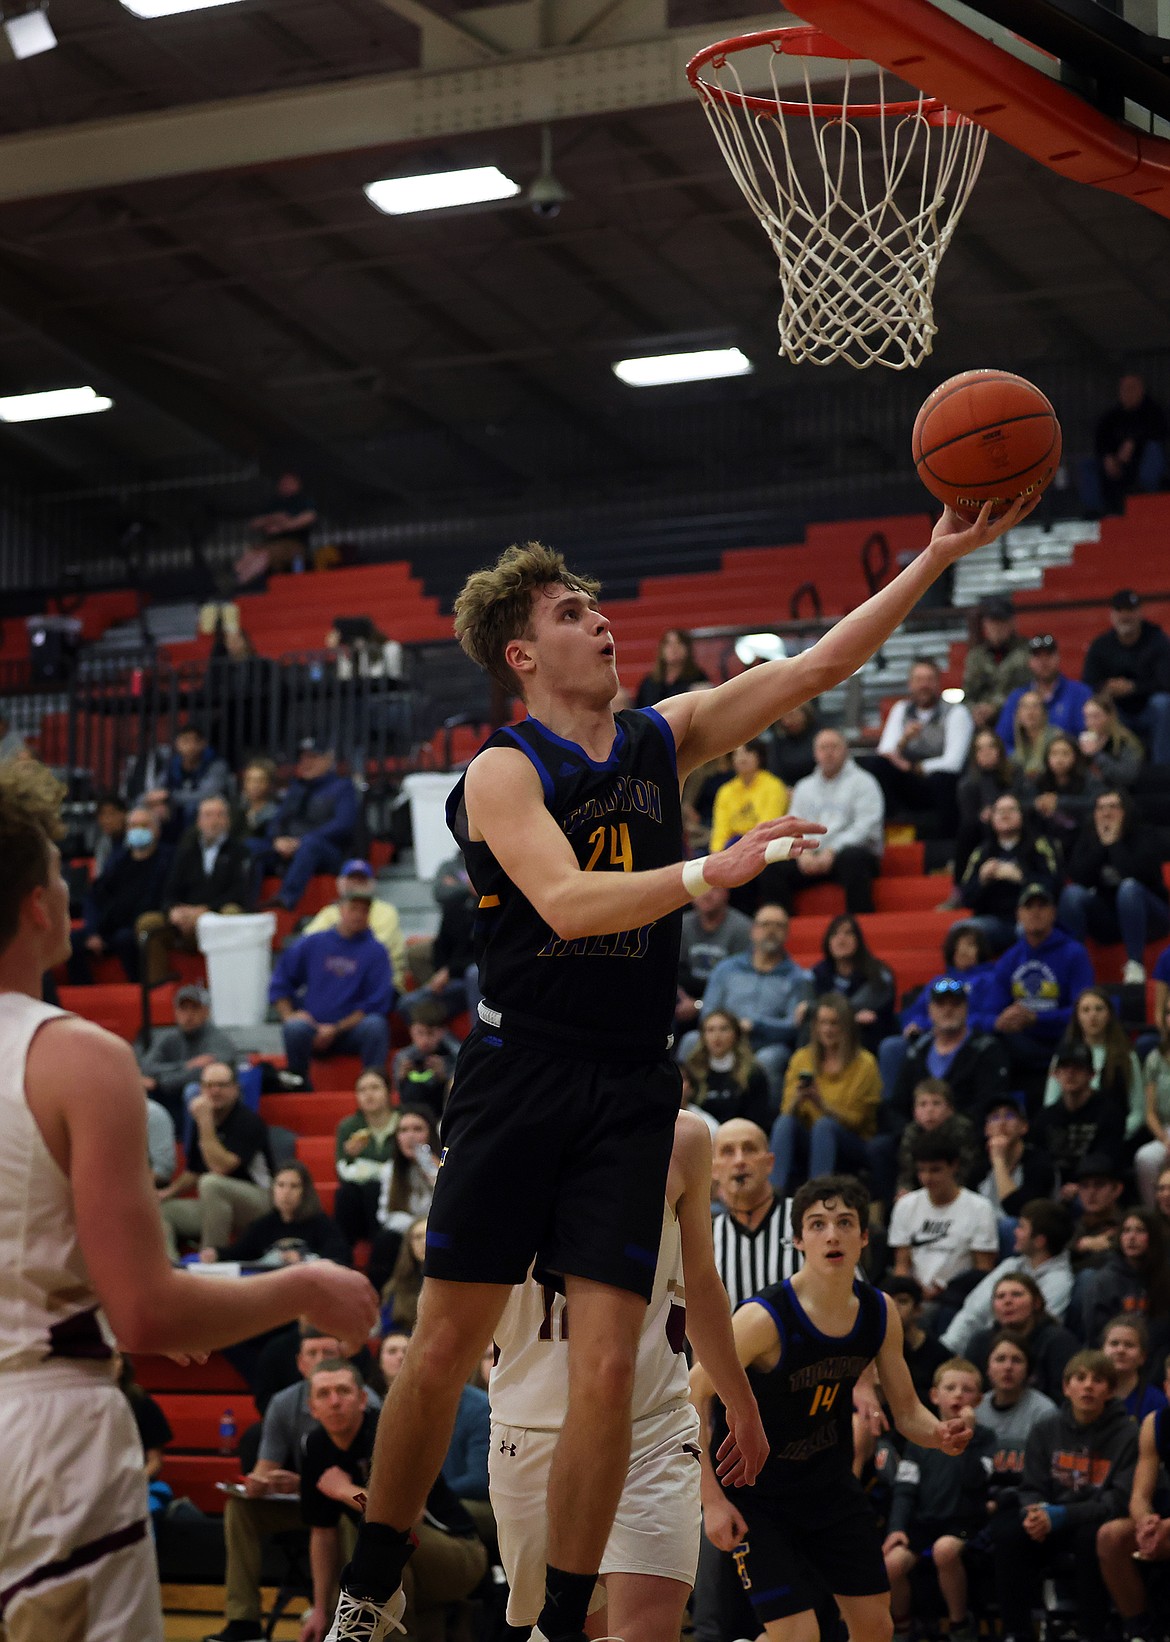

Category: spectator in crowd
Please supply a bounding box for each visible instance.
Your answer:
[863,657,973,835]
[768,702,819,789]
[1041,986,1145,1139]
[889,1132,1000,1304]
[147,723,232,842]
[768,992,880,1192]
[1065,1154,1125,1280]
[379,1214,428,1333]
[893,1078,982,1199]
[206,1328,379,1642]
[1096,1349,1170,1642]
[977,1331,1058,1496]
[1079,693,1146,789]
[635,627,709,707]
[198,1160,350,1267]
[298,1356,487,1642]
[326,617,404,682]
[1059,788,1170,984]
[710,740,788,910]
[1136,994,1170,1206]
[368,1111,441,1296]
[238,757,279,843]
[1008,691,1055,785]
[392,1001,456,1119]
[768,728,885,914]
[368,1329,410,1400]
[684,1009,770,1130]
[1100,1315,1169,1422]
[1033,1044,1127,1189]
[942,1199,1075,1353]
[1080,371,1168,517]
[141,794,253,970]
[143,1083,177,1195]
[270,881,392,1087]
[963,1272,1079,1404]
[255,738,358,913]
[990,884,1095,1087]
[333,1068,399,1249]
[898,923,999,1043]
[1022,731,1101,850]
[801,913,896,1055]
[676,883,752,1037]
[963,595,1033,730]
[958,791,1060,954]
[1082,1209,1170,1348]
[1155,1162,1170,1235]
[157,1061,273,1262]
[887,977,1010,1126]
[882,1359,993,1642]
[883,1276,952,1404]
[974,1092,1055,1226]
[112,1348,173,1489]
[304,858,405,983]
[67,802,173,984]
[91,791,128,877]
[954,728,1019,884]
[410,863,477,1024]
[243,470,318,578]
[137,982,237,1126]
[681,747,732,854]
[1083,588,1170,766]
[997,634,1092,750]
[699,903,813,1101]
[994,1350,1138,1642]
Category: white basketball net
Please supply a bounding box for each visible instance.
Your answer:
[691,41,988,369]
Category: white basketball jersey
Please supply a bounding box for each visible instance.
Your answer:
[0,993,111,1374]
[490,1201,689,1432]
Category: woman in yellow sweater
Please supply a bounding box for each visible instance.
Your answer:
[769,991,881,1194]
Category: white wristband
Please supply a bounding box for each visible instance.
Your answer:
[764,837,794,864]
[682,856,710,898]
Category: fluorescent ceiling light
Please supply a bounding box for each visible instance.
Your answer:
[119,0,244,17]
[4,7,56,58]
[365,166,520,215]
[0,386,113,422]
[613,347,752,387]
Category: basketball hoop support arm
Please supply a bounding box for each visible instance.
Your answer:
[789,0,1170,220]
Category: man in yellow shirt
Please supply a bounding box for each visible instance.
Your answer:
[304,859,407,983]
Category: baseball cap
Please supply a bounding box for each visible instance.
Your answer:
[979,595,1014,619]
[1027,634,1057,654]
[175,984,210,1006]
[982,1089,1027,1120]
[1111,589,1141,610]
[1017,882,1054,908]
[1054,1040,1093,1070]
[1076,1150,1123,1182]
[929,977,968,1001]
[340,858,374,879]
[298,735,333,755]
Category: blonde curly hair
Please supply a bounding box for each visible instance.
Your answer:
[0,758,66,950]
[453,541,599,696]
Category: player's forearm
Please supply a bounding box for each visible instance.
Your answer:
[687,1271,757,1422]
[117,1262,333,1354]
[688,1369,725,1505]
[894,1401,945,1449]
[310,1526,342,1613]
[541,860,693,941]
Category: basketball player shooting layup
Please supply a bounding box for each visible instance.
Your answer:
[691,1175,975,1642]
[0,760,378,1642]
[328,497,1030,1642]
[489,1110,766,1642]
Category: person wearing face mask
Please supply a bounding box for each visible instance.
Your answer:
[66,803,173,983]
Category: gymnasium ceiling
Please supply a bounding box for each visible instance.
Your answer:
[0,0,1168,535]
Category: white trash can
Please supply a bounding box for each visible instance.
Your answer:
[196,912,278,1028]
[402,770,460,881]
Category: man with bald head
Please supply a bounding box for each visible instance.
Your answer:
[772,728,884,913]
[710,1118,801,1308]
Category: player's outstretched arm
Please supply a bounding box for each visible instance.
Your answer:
[658,495,1037,776]
[465,747,823,941]
[675,1115,768,1487]
[26,1019,379,1354]
[875,1300,973,1455]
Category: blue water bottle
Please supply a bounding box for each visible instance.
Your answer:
[219,1407,237,1456]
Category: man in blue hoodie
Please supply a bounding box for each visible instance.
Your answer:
[990,885,1095,1093]
[257,739,359,912]
[271,881,393,1086]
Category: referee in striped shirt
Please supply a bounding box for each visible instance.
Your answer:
[710,1117,801,1306]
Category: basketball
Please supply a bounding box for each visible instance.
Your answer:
[912,369,1062,521]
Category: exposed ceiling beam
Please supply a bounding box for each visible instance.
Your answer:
[0,7,808,205]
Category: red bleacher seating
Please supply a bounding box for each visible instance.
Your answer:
[155,1392,259,1451]
[134,1353,250,1394]
[295,1134,336,1178]
[161,1454,240,1514]
[57,982,177,1040]
[260,1092,354,1134]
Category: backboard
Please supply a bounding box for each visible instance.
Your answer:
[788,0,1170,217]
